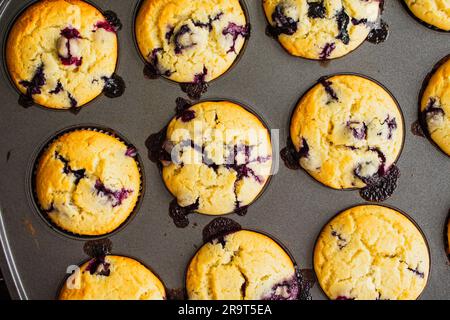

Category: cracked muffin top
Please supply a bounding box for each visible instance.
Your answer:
[59,255,166,300]
[6,0,119,110]
[314,205,430,300]
[290,74,404,190]
[135,0,249,83]
[404,0,450,31]
[420,56,450,156]
[35,130,141,236]
[186,230,298,300]
[161,101,272,215]
[263,0,382,60]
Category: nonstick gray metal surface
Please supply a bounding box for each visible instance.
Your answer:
[0,0,449,300]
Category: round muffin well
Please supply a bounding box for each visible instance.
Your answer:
[34,129,142,237]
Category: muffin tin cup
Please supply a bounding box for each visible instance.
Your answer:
[417,54,450,158]
[285,72,407,193]
[55,254,168,300]
[132,0,251,87]
[28,125,146,241]
[157,98,275,217]
[2,0,123,111]
[311,203,432,301]
[400,1,450,33]
[183,226,306,301]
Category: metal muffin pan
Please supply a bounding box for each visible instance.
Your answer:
[0,0,448,300]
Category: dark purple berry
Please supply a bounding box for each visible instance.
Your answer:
[267,5,298,37]
[58,27,83,66]
[145,128,171,165]
[86,256,111,277]
[367,20,389,44]
[347,121,367,140]
[144,48,173,79]
[222,22,250,53]
[83,238,112,258]
[103,10,122,32]
[192,12,223,31]
[102,74,125,98]
[169,198,199,228]
[173,25,196,54]
[202,217,242,244]
[180,66,209,100]
[263,277,299,301]
[308,0,326,19]
[382,116,397,139]
[336,9,350,45]
[319,77,339,101]
[19,64,46,104]
[94,11,122,33]
[49,81,64,94]
[319,42,336,60]
[351,18,368,25]
[94,180,133,207]
[359,165,400,202]
[281,138,308,170]
[55,152,86,184]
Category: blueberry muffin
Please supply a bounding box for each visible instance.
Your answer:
[404,0,450,31]
[6,0,120,110]
[59,256,166,300]
[263,0,383,60]
[35,130,141,236]
[186,230,298,300]
[161,101,272,216]
[289,75,404,192]
[314,205,430,300]
[135,0,249,83]
[420,56,450,156]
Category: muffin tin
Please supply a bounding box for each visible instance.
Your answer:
[0,0,448,300]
